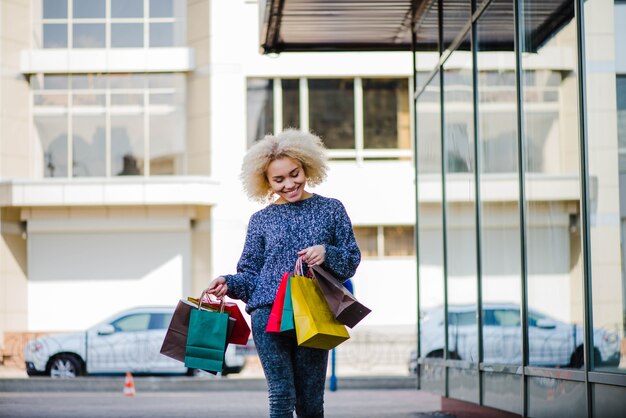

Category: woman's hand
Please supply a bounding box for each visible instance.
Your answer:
[298,245,326,266]
[206,276,228,299]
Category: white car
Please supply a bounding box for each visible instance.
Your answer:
[410,303,620,372]
[24,306,248,378]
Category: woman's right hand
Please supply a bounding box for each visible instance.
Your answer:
[206,276,228,299]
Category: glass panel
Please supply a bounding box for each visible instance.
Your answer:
[448,367,479,403]
[111,0,143,18]
[362,79,410,150]
[43,75,69,90]
[150,0,174,17]
[111,115,144,176]
[72,114,106,177]
[111,314,150,332]
[35,115,68,177]
[442,4,470,51]
[43,24,67,48]
[73,23,105,48]
[72,0,105,18]
[482,372,523,415]
[308,79,354,149]
[34,93,68,106]
[71,74,106,90]
[476,0,522,366]
[43,0,67,19]
[417,73,444,364]
[586,0,625,373]
[353,226,377,257]
[527,377,586,418]
[111,23,143,48]
[149,110,184,175]
[110,74,145,89]
[420,365,445,395]
[246,78,273,147]
[149,93,174,105]
[592,383,626,416]
[383,226,414,257]
[281,79,300,130]
[150,22,174,47]
[111,93,144,106]
[521,0,584,369]
[72,93,105,106]
[444,33,478,366]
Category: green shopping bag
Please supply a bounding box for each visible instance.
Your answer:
[184,294,230,373]
[291,274,350,350]
[279,275,296,335]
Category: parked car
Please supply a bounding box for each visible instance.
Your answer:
[24,306,248,378]
[409,303,620,373]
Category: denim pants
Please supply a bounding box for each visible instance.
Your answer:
[251,306,329,418]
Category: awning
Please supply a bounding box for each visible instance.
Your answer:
[259,0,575,54]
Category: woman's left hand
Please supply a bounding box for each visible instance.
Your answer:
[298,245,326,266]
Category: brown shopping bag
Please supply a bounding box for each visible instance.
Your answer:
[311,264,371,328]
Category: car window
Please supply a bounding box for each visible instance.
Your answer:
[111,313,151,332]
[493,309,521,327]
[149,313,173,330]
[449,311,476,326]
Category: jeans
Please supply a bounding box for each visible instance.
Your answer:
[251,306,329,418]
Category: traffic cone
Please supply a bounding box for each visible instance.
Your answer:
[123,371,136,397]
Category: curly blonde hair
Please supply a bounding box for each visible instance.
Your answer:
[241,129,329,202]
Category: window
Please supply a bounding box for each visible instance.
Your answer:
[246,77,412,161]
[353,225,415,258]
[149,313,173,330]
[33,73,186,177]
[111,314,150,332]
[37,0,185,49]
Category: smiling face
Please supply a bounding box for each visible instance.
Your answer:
[266,157,310,203]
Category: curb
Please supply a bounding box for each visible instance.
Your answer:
[0,376,417,393]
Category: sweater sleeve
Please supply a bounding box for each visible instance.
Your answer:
[224,212,265,303]
[322,200,361,281]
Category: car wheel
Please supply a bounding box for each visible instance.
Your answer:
[48,354,83,378]
[569,346,601,369]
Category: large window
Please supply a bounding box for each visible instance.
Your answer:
[33,73,186,177]
[246,77,412,161]
[36,0,186,49]
[353,225,415,258]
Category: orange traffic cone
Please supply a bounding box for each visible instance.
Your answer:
[123,371,136,397]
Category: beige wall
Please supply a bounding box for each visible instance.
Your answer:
[186,0,212,176]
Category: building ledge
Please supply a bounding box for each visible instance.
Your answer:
[0,177,220,207]
[20,48,195,74]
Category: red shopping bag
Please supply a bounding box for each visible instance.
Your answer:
[266,272,290,333]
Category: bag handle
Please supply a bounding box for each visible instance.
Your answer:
[198,290,225,313]
[294,256,313,278]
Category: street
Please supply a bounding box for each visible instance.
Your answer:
[0,390,447,418]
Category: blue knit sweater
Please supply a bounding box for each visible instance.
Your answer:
[224,194,361,313]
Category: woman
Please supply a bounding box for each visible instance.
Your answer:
[206,129,361,418]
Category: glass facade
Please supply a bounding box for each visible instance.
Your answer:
[33,73,186,177]
[414,0,626,415]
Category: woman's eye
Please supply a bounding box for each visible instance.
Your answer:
[291,172,299,177]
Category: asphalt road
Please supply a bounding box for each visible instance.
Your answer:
[0,390,448,418]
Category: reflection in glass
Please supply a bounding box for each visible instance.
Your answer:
[43,24,67,48]
[72,115,106,177]
[111,94,144,106]
[72,0,105,18]
[417,74,444,383]
[112,23,143,48]
[308,79,354,149]
[112,0,143,18]
[477,0,522,365]
[444,36,478,371]
[71,74,106,90]
[150,0,177,18]
[353,226,377,258]
[522,0,584,369]
[362,79,410,151]
[73,24,105,48]
[246,79,273,147]
[150,110,184,175]
[586,0,625,373]
[110,74,146,89]
[72,94,105,107]
[35,115,68,178]
[281,79,300,130]
[43,0,67,19]
[111,115,144,176]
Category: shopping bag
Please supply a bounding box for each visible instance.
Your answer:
[290,274,350,350]
[279,276,296,335]
[266,272,290,333]
[160,299,194,362]
[195,296,251,345]
[311,265,371,328]
[184,295,230,373]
